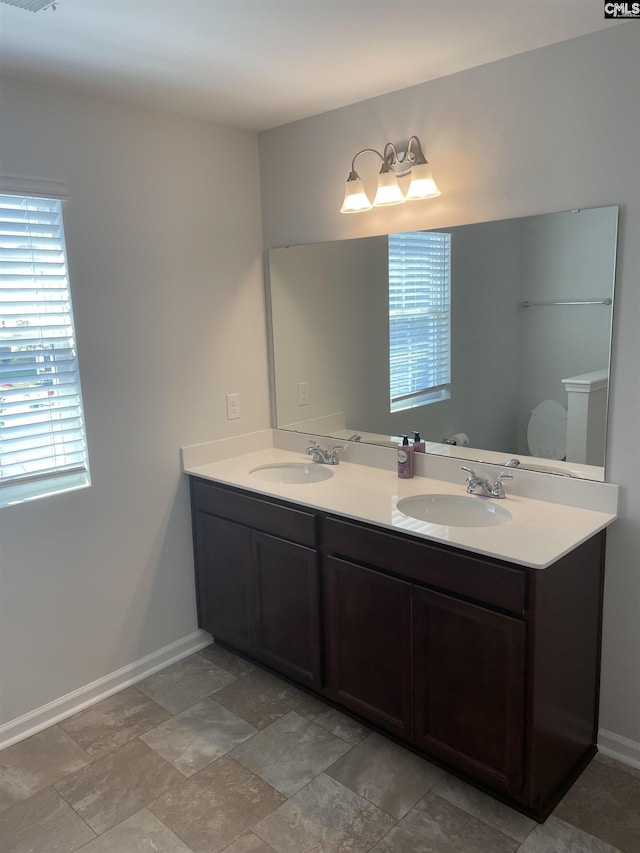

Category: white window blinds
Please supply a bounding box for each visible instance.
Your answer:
[0,193,89,504]
[389,230,451,412]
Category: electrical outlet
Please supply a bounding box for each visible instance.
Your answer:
[226,392,240,420]
[298,381,310,406]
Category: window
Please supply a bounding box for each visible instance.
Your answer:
[388,230,451,413]
[0,192,90,506]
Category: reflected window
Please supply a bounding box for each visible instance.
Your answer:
[0,193,90,507]
[389,230,451,412]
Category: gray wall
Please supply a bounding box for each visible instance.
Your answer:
[269,237,388,429]
[260,26,640,751]
[0,77,270,725]
[517,208,616,459]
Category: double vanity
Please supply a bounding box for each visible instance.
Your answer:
[183,432,618,821]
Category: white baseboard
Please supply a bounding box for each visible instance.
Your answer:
[598,728,640,770]
[0,630,212,750]
[3,637,638,772]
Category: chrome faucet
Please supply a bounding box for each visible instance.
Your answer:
[461,466,513,499]
[306,442,344,465]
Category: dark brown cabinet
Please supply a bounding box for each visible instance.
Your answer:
[412,587,525,794]
[324,556,412,739]
[252,531,321,689]
[191,479,322,689]
[189,476,606,820]
[194,511,253,652]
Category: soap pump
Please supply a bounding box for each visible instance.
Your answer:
[413,431,426,453]
[397,435,414,479]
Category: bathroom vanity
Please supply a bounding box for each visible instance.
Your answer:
[186,443,616,821]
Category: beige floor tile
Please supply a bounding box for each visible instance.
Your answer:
[141,697,257,776]
[296,694,370,745]
[326,731,444,819]
[230,710,351,797]
[6,661,639,853]
[77,807,193,852]
[149,755,285,853]
[370,792,519,853]
[137,653,237,714]
[54,738,183,834]
[595,751,640,780]
[0,786,96,853]
[254,772,396,853]
[199,642,256,677]
[519,815,623,853]
[432,773,536,842]
[554,759,640,853]
[222,832,277,852]
[0,725,90,812]
[60,686,172,757]
[213,668,304,730]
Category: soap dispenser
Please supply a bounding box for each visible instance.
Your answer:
[397,435,414,479]
[413,431,426,452]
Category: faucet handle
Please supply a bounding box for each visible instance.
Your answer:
[491,472,513,498]
[327,444,344,464]
[461,466,480,494]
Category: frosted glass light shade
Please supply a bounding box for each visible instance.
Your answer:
[373,170,405,206]
[406,162,441,200]
[340,175,372,213]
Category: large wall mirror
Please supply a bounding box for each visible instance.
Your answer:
[267,206,619,481]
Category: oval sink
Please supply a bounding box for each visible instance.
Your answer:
[249,462,334,484]
[396,494,512,528]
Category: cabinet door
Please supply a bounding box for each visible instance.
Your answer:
[325,556,412,739]
[193,512,253,653]
[413,587,525,794]
[252,531,322,690]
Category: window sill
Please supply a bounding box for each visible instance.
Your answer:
[0,471,91,509]
[390,387,451,413]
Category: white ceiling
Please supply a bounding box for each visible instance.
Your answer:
[0,0,618,131]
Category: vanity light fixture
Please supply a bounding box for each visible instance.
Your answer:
[340,135,440,214]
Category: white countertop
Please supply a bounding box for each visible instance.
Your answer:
[183,445,617,569]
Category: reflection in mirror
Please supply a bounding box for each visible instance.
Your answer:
[267,206,618,481]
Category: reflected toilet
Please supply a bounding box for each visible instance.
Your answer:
[526,400,567,460]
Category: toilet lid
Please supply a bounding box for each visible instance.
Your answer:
[527,400,567,460]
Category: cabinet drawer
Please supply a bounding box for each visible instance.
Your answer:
[191,478,317,547]
[324,517,526,614]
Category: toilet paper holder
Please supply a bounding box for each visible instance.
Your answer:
[442,432,470,447]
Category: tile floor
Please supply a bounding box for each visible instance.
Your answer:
[1,643,639,853]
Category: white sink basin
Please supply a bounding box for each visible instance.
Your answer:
[249,462,334,484]
[396,494,512,528]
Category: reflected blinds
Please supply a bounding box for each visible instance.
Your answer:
[0,194,89,487]
[388,230,451,412]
